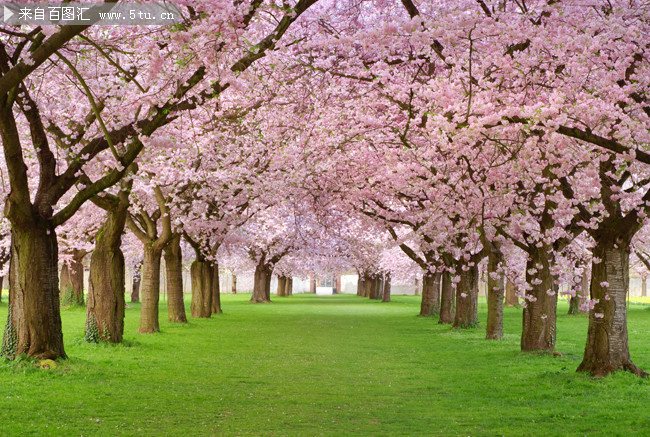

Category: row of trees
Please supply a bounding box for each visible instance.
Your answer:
[0,0,649,378]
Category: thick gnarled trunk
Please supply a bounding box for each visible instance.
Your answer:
[286,277,293,295]
[521,247,557,352]
[486,248,505,340]
[251,261,272,303]
[439,272,455,324]
[60,250,85,306]
[2,225,65,360]
[139,244,162,333]
[164,235,187,323]
[420,272,440,316]
[453,264,479,328]
[190,260,212,318]
[577,242,646,377]
[86,203,129,343]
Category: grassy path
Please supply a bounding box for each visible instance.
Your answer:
[0,294,649,435]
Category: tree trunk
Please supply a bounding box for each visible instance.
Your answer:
[164,235,187,323]
[277,276,287,297]
[85,200,128,343]
[287,277,293,295]
[190,260,212,318]
[579,269,589,311]
[368,276,377,299]
[375,276,384,300]
[439,272,455,324]
[139,244,162,333]
[310,276,316,294]
[382,273,391,302]
[486,248,505,340]
[1,225,65,360]
[60,251,84,306]
[521,246,557,352]
[0,275,3,303]
[453,264,479,328]
[505,280,519,307]
[568,294,580,315]
[231,274,237,294]
[357,274,366,296]
[641,276,648,297]
[577,241,647,377]
[211,263,222,314]
[252,261,272,303]
[420,271,440,316]
[569,269,588,315]
[131,261,141,303]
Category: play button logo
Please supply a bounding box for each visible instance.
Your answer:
[4,6,14,22]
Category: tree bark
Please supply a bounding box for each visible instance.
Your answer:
[382,273,391,302]
[131,261,141,303]
[521,246,557,352]
[190,260,212,318]
[486,247,505,340]
[357,273,367,297]
[577,241,647,377]
[2,225,65,360]
[568,293,580,315]
[85,198,129,343]
[60,250,85,306]
[453,263,479,328]
[420,271,440,316]
[211,263,222,314]
[231,274,237,294]
[287,277,293,295]
[139,244,162,333]
[439,272,455,324]
[505,280,519,307]
[164,234,187,323]
[277,276,287,297]
[252,261,272,303]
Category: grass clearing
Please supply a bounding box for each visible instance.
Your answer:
[1,294,649,436]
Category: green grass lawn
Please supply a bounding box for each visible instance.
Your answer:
[0,294,648,436]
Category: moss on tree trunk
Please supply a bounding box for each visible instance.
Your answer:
[2,225,65,360]
[60,250,85,306]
